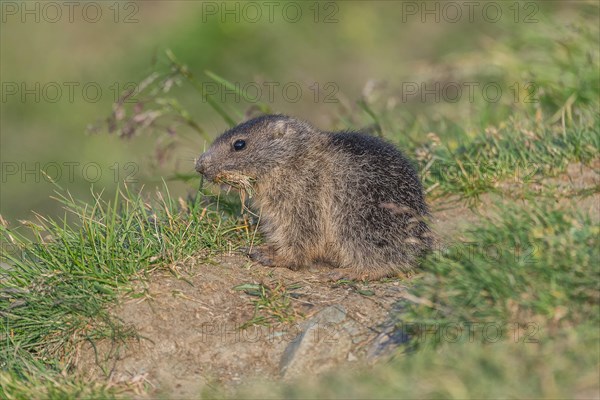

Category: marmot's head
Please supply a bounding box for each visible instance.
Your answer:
[195,114,316,186]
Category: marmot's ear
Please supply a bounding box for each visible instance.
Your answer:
[271,120,294,138]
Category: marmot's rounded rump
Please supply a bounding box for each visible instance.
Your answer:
[196,114,432,280]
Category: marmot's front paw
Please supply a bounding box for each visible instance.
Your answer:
[248,247,276,267]
[248,247,305,271]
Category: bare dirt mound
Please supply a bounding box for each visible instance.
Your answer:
[74,162,599,398]
[75,255,412,398]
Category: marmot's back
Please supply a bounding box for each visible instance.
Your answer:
[327,132,428,214]
[323,132,431,274]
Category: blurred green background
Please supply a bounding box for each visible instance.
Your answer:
[1,0,597,222]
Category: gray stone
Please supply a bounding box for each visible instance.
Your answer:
[366,301,412,362]
[279,305,353,379]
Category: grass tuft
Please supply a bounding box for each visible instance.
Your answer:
[405,200,600,345]
[0,184,247,396]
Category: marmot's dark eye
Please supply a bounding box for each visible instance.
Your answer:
[233,139,246,151]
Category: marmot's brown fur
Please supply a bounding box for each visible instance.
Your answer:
[195,115,431,280]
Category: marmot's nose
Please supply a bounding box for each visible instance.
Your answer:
[195,154,206,175]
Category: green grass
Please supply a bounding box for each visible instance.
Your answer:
[0,370,118,400]
[233,282,304,328]
[0,185,248,398]
[416,109,599,201]
[405,201,599,334]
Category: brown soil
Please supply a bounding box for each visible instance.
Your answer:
[75,255,410,398]
[74,162,599,398]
